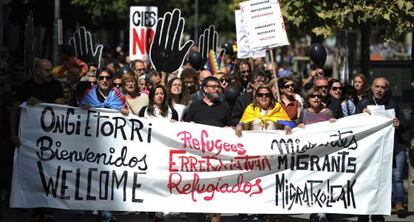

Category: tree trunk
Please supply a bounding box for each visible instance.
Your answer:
[360,23,370,77]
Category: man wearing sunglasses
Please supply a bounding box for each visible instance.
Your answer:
[80,67,128,116]
[314,76,342,118]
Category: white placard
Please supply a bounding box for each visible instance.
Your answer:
[129,6,158,61]
[11,103,394,215]
[240,0,289,50]
[235,10,266,58]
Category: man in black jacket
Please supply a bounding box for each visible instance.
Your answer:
[356,77,406,221]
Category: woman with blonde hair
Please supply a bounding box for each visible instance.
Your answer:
[122,72,148,116]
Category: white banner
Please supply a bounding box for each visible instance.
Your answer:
[129,6,158,61]
[235,10,266,59]
[240,0,290,50]
[11,103,394,215]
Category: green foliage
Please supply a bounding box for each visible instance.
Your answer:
[280,0,414,39]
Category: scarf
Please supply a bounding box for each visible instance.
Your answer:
[240,103,295,128]
[80,86,126,110]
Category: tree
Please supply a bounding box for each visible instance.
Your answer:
[280,0,414,75]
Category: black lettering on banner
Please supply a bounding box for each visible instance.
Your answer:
[93,112,109,138]
[275,173,356,210]
[36,136,54,161]
[271,130,358,155]
[37,161,59,197]
[132,172,145,203]
[86,168,97,200]
[84,110,96,137]
[40,106,55,132]
[75,169,83,200]
[99,171,109,200]
[111,170,128,201]
[113,117,127,140]
[60,170,72,200]
[130,118,143,141]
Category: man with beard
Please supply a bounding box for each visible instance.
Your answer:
[237,60,252,93]
[9,58,64,222]
[185,76,230,127]
[191,69,213,102]
[184,76,230,222]
[356,77,406,221]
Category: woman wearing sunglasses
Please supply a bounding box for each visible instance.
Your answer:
[235,86,294,137]
[278,77,303,123]
[298,87,335,128]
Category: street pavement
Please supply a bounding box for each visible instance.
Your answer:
[2,206,414,222]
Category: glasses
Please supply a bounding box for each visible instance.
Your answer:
[88,81,96,86]
[331,86,343,91]
[98,76,112,81]
[256,93,272,98]
[136,68,145,72]
[113,83,122,88]
[284,84,294,89]
[316,85,328,89]
[309,94,321,99]
[205,85,219,90]
[220,78,228,83]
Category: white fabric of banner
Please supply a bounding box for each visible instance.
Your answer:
[11,103,394,215]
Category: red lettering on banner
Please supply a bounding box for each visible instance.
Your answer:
[176,130,246,156]
[169,150,272,172]
[167,173,263,202]
[132,28,155,55]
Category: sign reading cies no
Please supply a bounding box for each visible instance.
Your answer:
[129,6,158,61]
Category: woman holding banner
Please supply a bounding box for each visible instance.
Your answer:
[122,72,149,116]
[139,85,178,121]
[298,87,335,222]
[277,77,303,123]
[235,86,293,221]
[298,87,335,127]
[235,86,294,135]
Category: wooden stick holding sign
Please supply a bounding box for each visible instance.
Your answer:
[150,9,194,83]
[269,48,280,102]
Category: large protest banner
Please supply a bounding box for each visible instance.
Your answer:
[11,103,394,215]
[129,6,158,61]
[240,0,290,50]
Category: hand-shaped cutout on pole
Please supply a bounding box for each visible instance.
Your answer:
[199,25,225,74]
[150,9,194,73]
[69,26,103,67]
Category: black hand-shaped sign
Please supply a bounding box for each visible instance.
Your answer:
[199,25,225,69]
[69,26,103,67]
[24,11,37,78]
[150,9,194,73]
